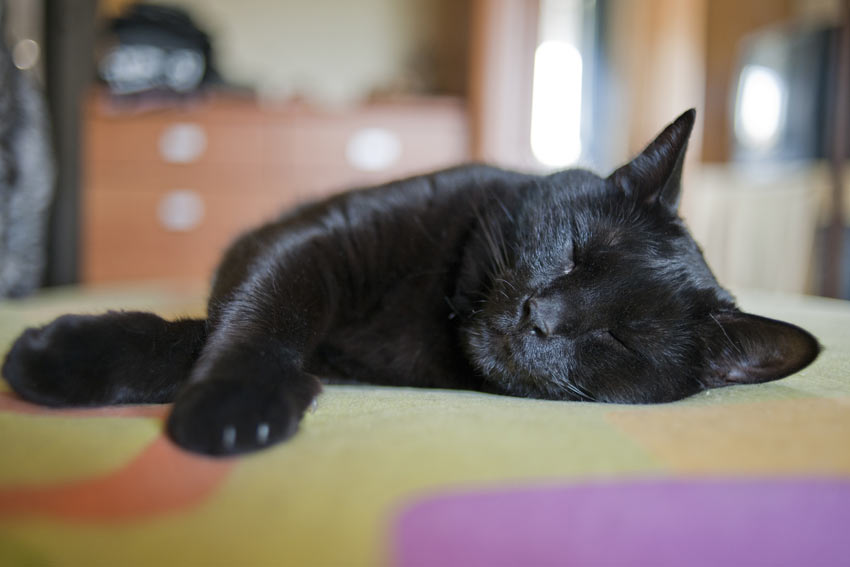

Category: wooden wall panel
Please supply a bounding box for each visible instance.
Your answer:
[468,0,539,169]
[702,0,794,162]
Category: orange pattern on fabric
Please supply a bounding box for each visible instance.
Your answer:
[0,391,169,419]
[0,393,233,521]
[0,437,232,521]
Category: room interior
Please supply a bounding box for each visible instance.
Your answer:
[5,0,849,296]
[0,1,848,565]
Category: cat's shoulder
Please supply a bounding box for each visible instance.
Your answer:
[273,163,538,231]
[372,163,539,205]
[428,162,538,188]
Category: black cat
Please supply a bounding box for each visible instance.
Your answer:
[2,109,820,455]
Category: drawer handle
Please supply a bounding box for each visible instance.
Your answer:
[159,123,207,163]
[157,189,205,232]
[345,127,401,172]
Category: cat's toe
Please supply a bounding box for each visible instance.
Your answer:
[2,324,74,406]
[166,379,304,456]
[218,420,278,451]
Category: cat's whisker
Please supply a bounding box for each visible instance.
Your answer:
[494,278,517,292]
[709,313,744,356]
[495,221,511,270]
[553,377,595,402]
[569,381,596,401]
[469,202,497,261]
[474,205,509,276]
[492,193,516,225]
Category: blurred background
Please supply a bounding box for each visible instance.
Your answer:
[0,0,847,299]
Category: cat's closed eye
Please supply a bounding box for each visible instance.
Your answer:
[594,329,632,352]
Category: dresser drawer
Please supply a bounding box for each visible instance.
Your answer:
[87,161,272,195]
[87,115,266,167]
[264,101,469,174]
[82,93,470,283]
[82,184,298,282]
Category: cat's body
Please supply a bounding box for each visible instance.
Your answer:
[2,110,820,455]
[209,163,531,394]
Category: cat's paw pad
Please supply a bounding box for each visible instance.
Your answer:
[166,378,316,456]
[220,421,279,451]
[1,316,96,406]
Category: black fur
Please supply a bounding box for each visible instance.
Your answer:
[2,110,821,455]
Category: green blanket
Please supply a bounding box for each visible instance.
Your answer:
[0,284,848,566]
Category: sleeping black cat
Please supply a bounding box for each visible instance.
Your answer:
[2,109,820,455]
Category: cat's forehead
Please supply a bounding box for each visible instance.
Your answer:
[516,174,658,248]
[523,169,637,214]
[509,175,727,305]
[546,168,606,189]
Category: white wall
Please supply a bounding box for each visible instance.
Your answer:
[147,0,468,105]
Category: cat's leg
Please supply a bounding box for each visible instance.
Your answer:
[166,333,322,455]
[2,312,207,406]
[165,252,340,455]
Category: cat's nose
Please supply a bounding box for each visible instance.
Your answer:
[523,295,565,337]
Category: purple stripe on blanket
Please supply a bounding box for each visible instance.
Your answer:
[393,479,850,567]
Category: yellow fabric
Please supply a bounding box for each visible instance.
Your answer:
[0,284,848,566]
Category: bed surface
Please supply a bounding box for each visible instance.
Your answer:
[0,283,848,566]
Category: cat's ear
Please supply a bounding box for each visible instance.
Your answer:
[699,311,820,389]
[608,108,696,213]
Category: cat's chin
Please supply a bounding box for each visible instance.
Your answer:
[461,321,588,402]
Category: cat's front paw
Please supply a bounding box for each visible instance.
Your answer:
[2,312,204,407]
[166,375,320,456]
[2,315,104,406]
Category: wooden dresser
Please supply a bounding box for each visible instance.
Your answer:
[82,93,470,283]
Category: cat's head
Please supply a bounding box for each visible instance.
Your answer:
[461,109,820,403]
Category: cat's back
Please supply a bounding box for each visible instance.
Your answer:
[210,163,533,309]
[292,162,531,223]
